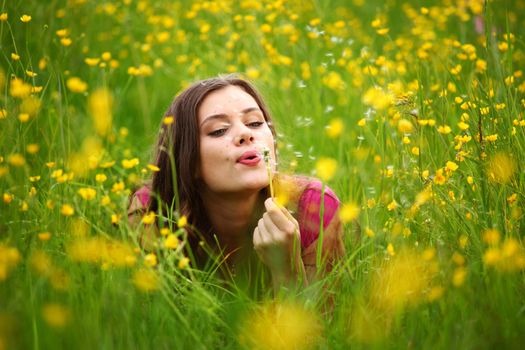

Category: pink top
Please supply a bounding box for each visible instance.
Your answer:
[131,181,340,250]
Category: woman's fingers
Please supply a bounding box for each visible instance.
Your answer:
[264,198,296,234]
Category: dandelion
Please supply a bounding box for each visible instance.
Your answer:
[0,13,7,21]
[315,157,337,182]
[11,53,20,60]
[60,37,72,46]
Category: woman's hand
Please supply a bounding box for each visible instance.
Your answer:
[253,198,306,289]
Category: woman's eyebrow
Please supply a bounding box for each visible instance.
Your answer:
[200,107,262,127]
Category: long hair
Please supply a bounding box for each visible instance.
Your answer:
[149,75,276,247]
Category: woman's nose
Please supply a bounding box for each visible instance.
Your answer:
[234,126,254,146]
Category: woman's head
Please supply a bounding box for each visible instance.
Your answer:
[151,76,276,228]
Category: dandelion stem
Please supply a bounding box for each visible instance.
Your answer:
[263,148,274,198]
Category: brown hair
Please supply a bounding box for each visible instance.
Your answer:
[149,75,276,246]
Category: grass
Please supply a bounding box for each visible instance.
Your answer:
[1,0,525,349]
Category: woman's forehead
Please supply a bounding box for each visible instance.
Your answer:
[198,85,259,121]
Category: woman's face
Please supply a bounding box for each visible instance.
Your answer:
[197,85,276,195]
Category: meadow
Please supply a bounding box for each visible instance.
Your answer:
[1,0,525,348]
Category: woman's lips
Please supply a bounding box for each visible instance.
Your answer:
[238,157,261,166]
[237,150,261,166]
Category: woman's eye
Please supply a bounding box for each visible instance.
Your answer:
[208,128,227,137]
[247,121,264,128]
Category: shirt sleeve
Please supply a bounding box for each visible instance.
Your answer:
[297,181,340,249]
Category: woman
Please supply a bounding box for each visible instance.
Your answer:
[128,76,345,293]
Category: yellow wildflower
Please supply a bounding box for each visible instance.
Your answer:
[66,77,88,93]
[141,211,156,225]
[178,257,190,269]
[164,234,179,249]
[177,215,187,228]
[132,268,159,292]
[315,157,338,181]
[326,118,344,138]
[78,188,97,200]
[20,15,32,22]
[144,253,157,267]
[122,158,139,169]
[338,203,360,223]
[60,204,75,216]
[42,304,69,328]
